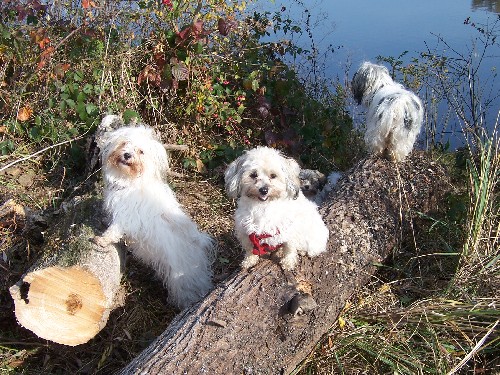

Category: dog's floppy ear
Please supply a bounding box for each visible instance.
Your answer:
[351,70,365,105]
[141,126,170,174]
[282,156,301,199]
[224,153,246,199]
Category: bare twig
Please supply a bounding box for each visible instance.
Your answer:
[164,144,189,152]
[0,136,84,173]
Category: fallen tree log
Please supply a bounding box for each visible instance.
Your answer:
[120,152,450,374]
[9,196,125,346]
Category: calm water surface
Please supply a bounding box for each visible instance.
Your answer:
[255,0,500,147]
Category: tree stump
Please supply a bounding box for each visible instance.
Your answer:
[119,152,450,374]
[9,196,125,346]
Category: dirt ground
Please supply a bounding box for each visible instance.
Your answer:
[0,149,242,374]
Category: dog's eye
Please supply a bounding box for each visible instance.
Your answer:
[250,171,258,178]
[270,173,277,179]
[138,149,144,155]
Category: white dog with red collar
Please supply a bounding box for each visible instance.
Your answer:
[225,147,329,270]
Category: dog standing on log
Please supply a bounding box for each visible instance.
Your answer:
[94,115,214,309]
[351,61,424,162]
[225,147,329,270]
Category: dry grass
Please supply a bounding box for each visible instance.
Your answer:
[2,133,499,374]
[294,129,500,375]
[0,154,241,374]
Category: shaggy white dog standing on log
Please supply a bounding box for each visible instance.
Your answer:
[351,61,424,162]
[94,115,214,309]
[225,147,329,270]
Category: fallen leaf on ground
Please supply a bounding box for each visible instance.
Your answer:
[17,106,33,122]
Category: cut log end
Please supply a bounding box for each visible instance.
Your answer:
[10,266,107,346]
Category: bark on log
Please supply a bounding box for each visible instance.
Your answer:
[9,196,125,346]
[120,152,450,374]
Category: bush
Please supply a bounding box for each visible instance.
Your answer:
[0,0,356,173]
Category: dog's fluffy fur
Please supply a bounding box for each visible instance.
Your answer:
[351,61,424,162]
[225,147,329,270]
[95,115,214,309]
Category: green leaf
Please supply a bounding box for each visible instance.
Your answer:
[0,140,15,155]
[77,102,87,120]
[83,84,93,94]
[29,126,41,141]
[74,71,84,82]
[86,103,98,115]
[194,41,203,54]
[94,85,104,95]
[65,99,76,109]
[123,109,140,123]
[251,79,259,91]
[77,91,87,103]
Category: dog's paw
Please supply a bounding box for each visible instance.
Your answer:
[241,254,260,269]
[91,235,112,248]
[280,253,298,271]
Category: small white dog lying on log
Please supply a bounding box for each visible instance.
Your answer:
[351,61,424,162]
[94,115,214,309]
[224,147,329,270]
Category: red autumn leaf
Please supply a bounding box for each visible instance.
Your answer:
[192,20,204,35]
[218,17,237,36]
[16,6,28,21]
[177,26,191,42]
[176,20,211,44]
[54,63,71,78]
[38,37,51,50]
[30,28,49,49]
[153,53,166,70]
[137,65,161,86]
[82,0,97,8]
[37,46,55,70]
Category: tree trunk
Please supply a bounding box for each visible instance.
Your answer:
[119,152,450,374]
[9,196,125,347]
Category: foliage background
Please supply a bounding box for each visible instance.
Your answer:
[0,1,498,374]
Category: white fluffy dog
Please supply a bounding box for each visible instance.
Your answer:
[351,61,424,162]
[225,147,329,270]
[94,115,214,309]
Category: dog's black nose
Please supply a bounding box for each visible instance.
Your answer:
[302,184,310,191]
[123,152,132,160]
[259,186,268,195]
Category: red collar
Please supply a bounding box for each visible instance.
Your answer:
[249,230,282,256]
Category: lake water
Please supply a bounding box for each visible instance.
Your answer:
[253,0,500,148]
